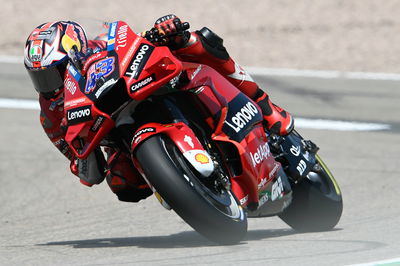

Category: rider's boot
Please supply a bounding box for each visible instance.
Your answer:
[105,149,152,202]
[253,88,294,136]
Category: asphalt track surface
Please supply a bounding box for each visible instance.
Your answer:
[1,62,400,266]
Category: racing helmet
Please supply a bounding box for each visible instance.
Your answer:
[24,21,88,97]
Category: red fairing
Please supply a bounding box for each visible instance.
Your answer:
[179,62,282,206]
[131,122,205,153]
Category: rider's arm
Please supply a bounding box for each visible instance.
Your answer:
[149,15,259,99]
[39,94,74,160]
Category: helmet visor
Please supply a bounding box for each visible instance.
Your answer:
[26,61,67,93]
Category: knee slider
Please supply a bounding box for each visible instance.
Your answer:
[196,27,230,60]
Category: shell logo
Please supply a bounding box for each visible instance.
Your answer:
[195,153,209,164]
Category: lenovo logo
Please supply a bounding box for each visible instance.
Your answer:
[125,44,154,79]
[67,105,92,125]
[225,101,259,133]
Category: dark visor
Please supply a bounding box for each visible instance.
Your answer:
[27,60,68,94]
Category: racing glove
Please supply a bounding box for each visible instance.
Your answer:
[152,14,190,50]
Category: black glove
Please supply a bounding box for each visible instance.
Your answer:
[149,14,190,50]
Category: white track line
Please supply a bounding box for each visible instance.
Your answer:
[295,118,391,131]
[2,55,400,81]
[348,257,400,266]
[0,98,391,131]
[0,98,39,110]
[245,66,400,81]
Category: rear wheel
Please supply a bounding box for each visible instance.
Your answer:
[279,154,343,231]
[135,135,247,244]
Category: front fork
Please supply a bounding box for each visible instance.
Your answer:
[268,130,320,183]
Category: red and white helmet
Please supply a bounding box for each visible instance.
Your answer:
[24,21,88,96]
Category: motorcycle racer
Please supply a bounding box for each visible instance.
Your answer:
[24,21,152,202]
[24,16,293,202]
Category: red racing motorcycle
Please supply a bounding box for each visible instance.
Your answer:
[63,21,343,244]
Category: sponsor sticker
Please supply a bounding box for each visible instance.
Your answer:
[116,24,128,51]
[132,127,156,144]
[109,22,118,38]
[130,74,155,93]
[95,78,117,98]
[240,195,249,205]
[191,65,202,79]
[121,38,140,69]
[220,94,263,142]
[82,51,106,73]
[37,27,55,40]
[29,45,42,62]
[250,142,271,167]
[296,160,307,176]
[124,43,154,80]
[290,145,301,156]
[225,101,259,133]
[67,105,92,125]
[107,22,118,51]
[64,77,77,95]
[258,177,268,190]
[68,65,81,81]
[195,153,210,164]
[271,177,284,201]
[65,97,86,108]
[184,135,194,149]
[90,116,105,132]
[85,57,115,94]
[269,162,280,179]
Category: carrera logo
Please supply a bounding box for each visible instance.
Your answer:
[67,105,92,125]
[130,74,155,93]
[250,142,271,167]
[90,116,105,132]
[225,101,259,133]
[125,44,154,80]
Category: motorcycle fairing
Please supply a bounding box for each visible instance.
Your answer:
[64,21,183,158]
[131,122,215,177]
[180,64,287,206]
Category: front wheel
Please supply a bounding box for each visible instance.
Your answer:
[279,154,343,231]
[135,135,247,244]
